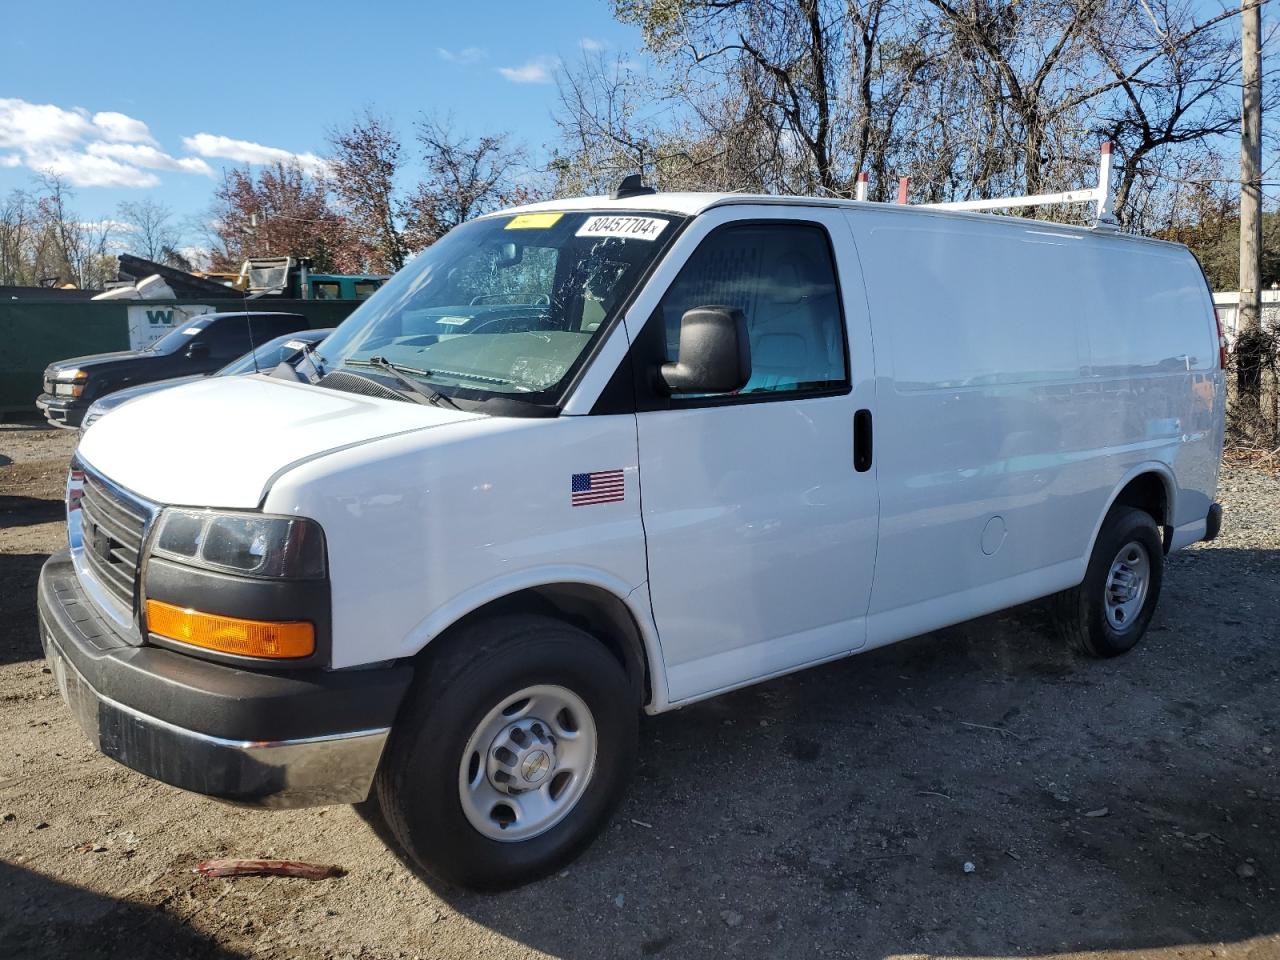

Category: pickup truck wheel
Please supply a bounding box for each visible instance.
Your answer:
[1053,506,1164,657]
[375,614,637,890]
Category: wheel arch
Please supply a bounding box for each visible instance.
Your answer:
[403,573,665,711]
[1087,463,1176,560]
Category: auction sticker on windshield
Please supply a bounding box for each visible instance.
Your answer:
[506,212,564,230]
[576,216,667,241]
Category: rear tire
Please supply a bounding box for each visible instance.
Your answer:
[375,614,638,890]
[1053,505,1164,657]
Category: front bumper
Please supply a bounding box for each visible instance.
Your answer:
[38,551,413,808]
[36,392,88,429]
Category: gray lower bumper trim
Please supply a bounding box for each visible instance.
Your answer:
[45,630,389,809]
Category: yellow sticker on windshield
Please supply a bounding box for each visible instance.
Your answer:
[505,212,563,230]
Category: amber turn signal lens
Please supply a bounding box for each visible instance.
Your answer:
[146,599,315,659]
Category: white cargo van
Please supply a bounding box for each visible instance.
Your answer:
[40,187,1225,889]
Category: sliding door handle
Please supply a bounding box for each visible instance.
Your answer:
[853,409,873,472]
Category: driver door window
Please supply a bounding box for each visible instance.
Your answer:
[657,222,849,400]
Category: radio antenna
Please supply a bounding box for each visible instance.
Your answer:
[240,256,259,373]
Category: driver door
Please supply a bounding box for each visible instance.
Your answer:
[633,208,879,703]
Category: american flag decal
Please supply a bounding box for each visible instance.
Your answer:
[571,469,625,507]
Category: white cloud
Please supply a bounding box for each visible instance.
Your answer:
[437,46,485,64]
[178,245,212,271]
[76,220,139,254]
[0,98,206,188]
[87,141,213,176]
[580,37,606,52]
[497,56,559,84]
[91,111,156,144]
[80,218,135,233]
[182,132,329,177]
[32,150,160,188]
[0,98,93,149]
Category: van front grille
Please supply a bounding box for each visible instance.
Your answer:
[79,470,150,609]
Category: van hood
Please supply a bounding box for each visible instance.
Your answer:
[76,375,481,508]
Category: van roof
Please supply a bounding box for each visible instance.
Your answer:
[492,191,1183,250]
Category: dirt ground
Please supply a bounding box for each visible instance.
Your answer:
[1,421,1278,960]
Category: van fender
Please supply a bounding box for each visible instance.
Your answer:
[396,566,670,713]
[1082,461,1176,565]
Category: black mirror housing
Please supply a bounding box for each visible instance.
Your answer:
[660,305,751,395]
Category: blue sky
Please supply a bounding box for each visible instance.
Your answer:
[0,0,644,227]
[1,0,1259,238]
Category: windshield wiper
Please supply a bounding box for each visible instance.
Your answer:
[300,340,323,370]
[345,356,462,410]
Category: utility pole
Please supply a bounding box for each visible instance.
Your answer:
[1239,0,1264,415]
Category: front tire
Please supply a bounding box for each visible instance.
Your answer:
[375,614,638,890]
[1053,505,1164,657]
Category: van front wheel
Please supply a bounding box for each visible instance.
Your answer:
[375,615,638,890]
[1053,506,1164,657]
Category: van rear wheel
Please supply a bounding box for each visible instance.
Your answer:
[1053,506,1164,657]
[375,614,638,890]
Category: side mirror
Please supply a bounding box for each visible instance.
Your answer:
[660,306,751,394]
[186,342,210,360]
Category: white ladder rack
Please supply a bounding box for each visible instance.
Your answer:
[857,143,1118,230]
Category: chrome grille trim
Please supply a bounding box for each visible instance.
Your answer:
[72,463,158,623]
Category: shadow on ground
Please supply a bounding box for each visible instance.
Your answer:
[0,494,65,528]
[370,547,1280,959]
[0,861,245,960]
[0,553,50,666]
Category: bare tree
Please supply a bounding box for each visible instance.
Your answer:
[30,174,117,288]
[403,115,530,248]
[117,198,181,262]
[552,50,747,194]
[327,109,410,272]
[0,189,36,285]
[920,0,1105,198]
[612,0,890,196]
[553,52,659,193]
[1087,0,1267,230]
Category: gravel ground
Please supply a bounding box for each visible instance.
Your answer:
[1,421,1278,960]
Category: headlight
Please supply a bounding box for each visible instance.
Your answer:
[152,509,326,579]
[56,368,87,381]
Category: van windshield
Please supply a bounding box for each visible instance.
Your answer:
[316,211,678,404]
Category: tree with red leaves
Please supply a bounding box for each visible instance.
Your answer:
[327,110,411,273]
[207,162,356,273]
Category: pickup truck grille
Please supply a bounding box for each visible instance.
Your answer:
[79,470,150,609]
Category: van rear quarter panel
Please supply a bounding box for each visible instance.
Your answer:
[848,210,1223,645]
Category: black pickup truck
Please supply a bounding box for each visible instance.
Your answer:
[37,311,310,428]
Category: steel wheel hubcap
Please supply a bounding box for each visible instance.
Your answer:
[1104,540,1150,633]
[458,684,597,842]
